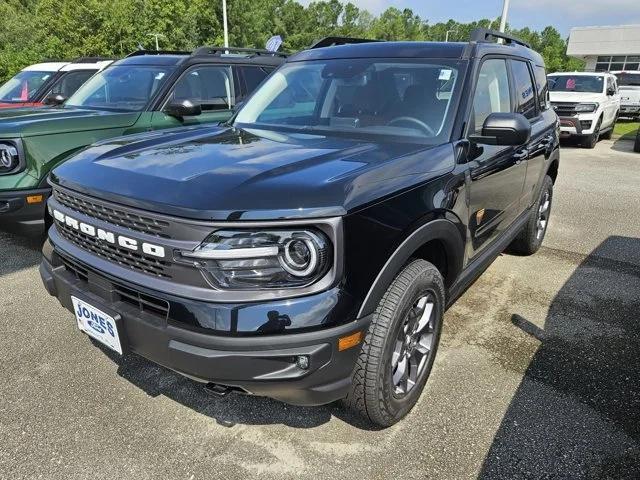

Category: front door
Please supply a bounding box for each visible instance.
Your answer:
[466,57,528,258]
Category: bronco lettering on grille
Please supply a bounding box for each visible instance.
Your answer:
[52,209,166,259]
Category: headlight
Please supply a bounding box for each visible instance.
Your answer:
[575,103,598,113]
[179,229,332,290]
[0,140,24,175]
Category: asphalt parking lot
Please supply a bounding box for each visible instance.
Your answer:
[1,138,639,480]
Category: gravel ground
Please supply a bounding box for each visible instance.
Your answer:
[1,138,639,480]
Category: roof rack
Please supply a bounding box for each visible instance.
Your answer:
[126,50,192,58]
[192,46,288,58]
[470,28,531,49]
[71,56,114,63]
[310,37,381,49]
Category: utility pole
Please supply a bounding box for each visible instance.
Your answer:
[499,0,510,32]
[147,33,165,51]
[222,0,229,48]
[445,29,457,42]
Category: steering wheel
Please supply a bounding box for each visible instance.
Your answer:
[387,116,436,136]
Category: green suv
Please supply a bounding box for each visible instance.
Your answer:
[0,47,285,233]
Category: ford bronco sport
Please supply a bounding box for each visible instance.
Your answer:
[40,30,560,427]
[0,48,284,233]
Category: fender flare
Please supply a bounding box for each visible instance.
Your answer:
[357,218,465,318]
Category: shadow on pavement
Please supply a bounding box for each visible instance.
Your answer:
[0,225,44,277]
[480,236,640,479]
[97,343,378,431]
[610,137,637,154]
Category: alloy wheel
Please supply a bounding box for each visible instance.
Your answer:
[536,189,551,240]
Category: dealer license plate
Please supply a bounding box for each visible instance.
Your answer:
[72,296,123,355]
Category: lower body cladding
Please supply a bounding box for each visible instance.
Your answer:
[0,187,50,232]
[40,241,370,407]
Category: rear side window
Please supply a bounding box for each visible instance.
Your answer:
[168,66,235,111]
[49,70,96,98]
[511,60,537,119]
[471,59,511,134]
[533,65,550,111]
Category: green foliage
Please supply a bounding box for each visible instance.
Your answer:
[0,0,583,83]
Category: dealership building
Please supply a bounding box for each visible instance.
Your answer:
[567,24,640,72]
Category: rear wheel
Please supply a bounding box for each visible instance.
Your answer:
[509,175,553,255]
[582,116,602,148]
[344,259,444,427]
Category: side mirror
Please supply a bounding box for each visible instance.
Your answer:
[607,87,616,96]
[42,94,66,106]
[164,99,202,119]
[469,112,531,146]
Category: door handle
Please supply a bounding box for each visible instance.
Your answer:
[513,149,528,163]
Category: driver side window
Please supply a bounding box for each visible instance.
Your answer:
[471,59,511,134]
[168,66,235,111]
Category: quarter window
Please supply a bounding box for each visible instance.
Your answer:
[511,60,537,119]
[168,66,235,111]
[48,70,97,98]
[471,59,511,134]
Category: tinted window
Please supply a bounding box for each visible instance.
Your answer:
[49,70,97,98]
[241,66,270,97]
[471,59,511,134]
[533,65,550,111]
[169,66,235,111]
[616,73,640,87]
[511,60,536,119]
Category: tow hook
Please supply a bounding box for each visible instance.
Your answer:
[204,383,231,397]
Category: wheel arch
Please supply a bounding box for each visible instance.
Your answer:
[357,218,465,318]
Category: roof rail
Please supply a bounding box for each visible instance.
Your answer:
[470,28,531,49]
[192,46,288,58]
[310,37,381,49]
[126,50,191,58]
[71,56,114,63]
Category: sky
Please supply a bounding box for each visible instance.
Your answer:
[297,0,640,36]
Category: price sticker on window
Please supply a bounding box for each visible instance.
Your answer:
[439,69,452,81]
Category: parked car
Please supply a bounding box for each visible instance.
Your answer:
[0,58,113,109]
[0,47,285,233]
[40,30,560,427]
[548,71,620,148]
[635,125,640,153]
[612,71,640,120]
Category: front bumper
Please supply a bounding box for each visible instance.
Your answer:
[557,113,598,137]
[0,187,50,230]
[40,242,371,407]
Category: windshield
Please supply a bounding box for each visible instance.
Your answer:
[66,66,173,111]
[234,59,463,141]
[0,71,53,102]
[548,75,604,93]
[615,73,640,87]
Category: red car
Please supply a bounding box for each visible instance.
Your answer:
[0,58,113,108]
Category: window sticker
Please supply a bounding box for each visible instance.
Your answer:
[439,69,452,81]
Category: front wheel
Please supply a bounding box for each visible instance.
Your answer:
[344,259,444,427]
[582,117,602,148]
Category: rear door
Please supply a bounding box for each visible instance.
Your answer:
[466,57,528,257]
[150,64,236,129]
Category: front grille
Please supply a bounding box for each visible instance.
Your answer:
[57,221,171,278]
[60,254,169,321]
[53,188,171,238]
[552,102,578,117]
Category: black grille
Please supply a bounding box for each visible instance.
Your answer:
[57,221,171,278]
[552,102,578,117]
[60,255,169,320]
[53,188,171,238]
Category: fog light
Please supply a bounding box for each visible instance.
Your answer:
[296,355,310,370]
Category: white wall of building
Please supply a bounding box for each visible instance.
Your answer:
[567,25,640,72]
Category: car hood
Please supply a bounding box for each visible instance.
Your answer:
[0,107,140,137]
[549,91,604,103]
[51,126,455,221]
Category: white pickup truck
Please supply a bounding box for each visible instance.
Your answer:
[613,71,640,120]
[548,72,620,148]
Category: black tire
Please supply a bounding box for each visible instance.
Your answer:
[582,117,602,148]
[509,175,553,255]
[344,259,445,427]
[601,113,617,140]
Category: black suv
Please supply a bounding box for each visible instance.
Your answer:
[40,30,560,427]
